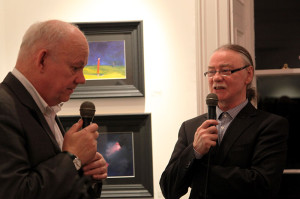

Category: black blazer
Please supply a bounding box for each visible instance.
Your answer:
[0,73,101,199]
[160,102,289,199]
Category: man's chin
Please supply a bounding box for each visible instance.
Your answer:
[60,95,71,104]
[213,92,227,100]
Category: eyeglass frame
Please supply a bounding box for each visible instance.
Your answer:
[204,65,250,78]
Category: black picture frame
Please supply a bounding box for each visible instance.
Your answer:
[71,21,144,98]
[58,114,153,198]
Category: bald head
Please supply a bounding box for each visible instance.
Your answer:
[14,19,89,106]
[16,20,87,65]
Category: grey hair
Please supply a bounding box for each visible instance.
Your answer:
[19,20,80,55]
[215,44,256,101]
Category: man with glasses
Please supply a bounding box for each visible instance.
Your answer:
[160,44,288,199]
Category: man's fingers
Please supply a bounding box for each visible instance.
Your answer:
[202,119,219,128]
[67,119,83,134]
[84,123,99,132]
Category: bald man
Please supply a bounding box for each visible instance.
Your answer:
[0,20,107,199]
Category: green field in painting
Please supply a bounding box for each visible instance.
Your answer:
[84,65,126,80]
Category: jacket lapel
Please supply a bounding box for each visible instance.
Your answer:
[217,102,257,164]
[2,73,61,152]
[56,116,66,136]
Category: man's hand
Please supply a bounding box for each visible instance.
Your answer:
[62,119,99,165]
[193,119,218,155]
[83,152,108,180]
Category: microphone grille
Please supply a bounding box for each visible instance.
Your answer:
[206,93,218,106]
[80,101,96,118]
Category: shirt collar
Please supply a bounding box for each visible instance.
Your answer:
[216,99,248,119]
[11,68,63,115]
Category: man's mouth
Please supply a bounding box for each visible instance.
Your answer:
[67,88,75,93]
[213,85,226,90]
[68,85,77,91]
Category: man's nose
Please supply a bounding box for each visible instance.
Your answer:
[75,71,86,84]
[212,71,224,80]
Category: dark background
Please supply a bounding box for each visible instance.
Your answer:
[255,1,300,198]
[255,0,300,69]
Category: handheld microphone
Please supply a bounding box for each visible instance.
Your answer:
[79,101,102,187]
[80,101,96,128]
[204,93,218,199]
[206,93,218,120]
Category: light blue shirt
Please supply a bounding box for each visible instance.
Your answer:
[216,99,248,144]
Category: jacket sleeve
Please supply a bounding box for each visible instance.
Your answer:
[159,121,199,199]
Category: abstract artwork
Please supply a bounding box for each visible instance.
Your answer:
[70,21,144,98]
[85,41,126,80]
[59,114,153,198]
[97,132,134,178]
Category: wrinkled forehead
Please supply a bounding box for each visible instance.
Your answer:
[209,50,245,67]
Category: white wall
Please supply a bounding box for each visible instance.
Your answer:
[2,0,198,198]
[2,0,254,198]
[0,0,5,80]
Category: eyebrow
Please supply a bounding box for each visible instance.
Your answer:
[208,64,231,69]
[71,61,86,67]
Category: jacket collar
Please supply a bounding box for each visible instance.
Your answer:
[2,72,61,152]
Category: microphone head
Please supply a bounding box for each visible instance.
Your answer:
[206,93,218,106]
[80,101,96,118]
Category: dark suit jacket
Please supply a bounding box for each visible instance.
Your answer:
[0,73,101,199]
[160,102,289,199]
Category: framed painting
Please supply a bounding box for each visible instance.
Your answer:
[71,21,144,98]
[59,114,153,198]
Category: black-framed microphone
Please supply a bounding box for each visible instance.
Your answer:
[79,101,96,128]
[206,93,218,120]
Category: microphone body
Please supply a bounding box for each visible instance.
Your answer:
[206,93,218,120]
[204,93,219,198]
[79,101,103,188]
[207,105,216,120]
[80,101,96,128]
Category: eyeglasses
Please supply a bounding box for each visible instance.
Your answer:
[204,65,250,78]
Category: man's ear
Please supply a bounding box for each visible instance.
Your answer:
[36,49,47,72]
[245,65,254,84]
